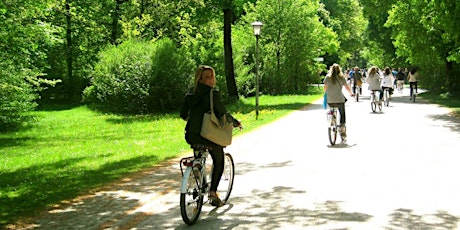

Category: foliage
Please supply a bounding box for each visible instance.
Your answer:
[321,0,367,68]
[235,0,338,95]
[149,39,196,111]
[385,0,460,94]
[0,63,38,131]
[83,38,194,114]
[0,1,62,131]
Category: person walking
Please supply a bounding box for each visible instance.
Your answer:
[323,63,354,144]
[180,65,242,207]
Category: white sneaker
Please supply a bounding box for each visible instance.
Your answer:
[340,139,347,145]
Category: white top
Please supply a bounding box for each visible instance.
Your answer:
[381,74,395,88]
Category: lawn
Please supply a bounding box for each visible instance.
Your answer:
[0,91,323,226]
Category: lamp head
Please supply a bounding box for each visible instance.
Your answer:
[251,21,263,36]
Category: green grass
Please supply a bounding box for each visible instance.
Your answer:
[421,91,460,117]
[0,90,322,226]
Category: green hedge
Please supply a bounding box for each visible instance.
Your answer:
[83,38,195,114]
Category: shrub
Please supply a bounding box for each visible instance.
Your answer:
[149,39,195,111]
[83,38,195,114]
[0,61,37,131]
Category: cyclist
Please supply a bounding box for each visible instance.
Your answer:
[323,63,354,144]
[381,67,395,99]
[352,66,363,95]
[407,67,419,98]
[367,66,383,102]
[180,65,242,207]
[395,68,405,93]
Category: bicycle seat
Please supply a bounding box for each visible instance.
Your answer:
[192,144,212,151]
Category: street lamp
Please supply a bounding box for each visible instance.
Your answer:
[252,21,263,119]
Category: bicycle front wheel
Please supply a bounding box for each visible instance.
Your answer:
[180,167,204,225]
[328,126,337,145]
[384,91,390,106]
[216,153,235,204]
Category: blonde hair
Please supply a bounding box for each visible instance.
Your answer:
[368,66,378,75]
[193,65,215,93]
[327,63,344,84]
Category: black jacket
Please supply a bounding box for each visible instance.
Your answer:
[180,83,238,135]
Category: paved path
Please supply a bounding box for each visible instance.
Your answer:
[13,85,460,229]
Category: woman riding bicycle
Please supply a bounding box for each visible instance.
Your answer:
[381,67,395,99]
[407,67,419,98]
[180,65,242,207]
[367,66,383,101]
[323,64,354,144]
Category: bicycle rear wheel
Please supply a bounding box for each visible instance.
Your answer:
[328,126,337,145]
[180,167,204,225]
[384,90,390,106]
[216,153,235,204]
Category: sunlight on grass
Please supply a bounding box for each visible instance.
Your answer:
[0,90,323,226]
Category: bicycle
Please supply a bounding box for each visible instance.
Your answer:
[370,90,382,113]
[410,84,417,102]
[354,83,361,102]
[326,106,342,145]
[383,88,390,107]
[397,80,404,94]
[179,144,235,225]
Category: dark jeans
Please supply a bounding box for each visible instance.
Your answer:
[327,102,346,126]
[381,87,393,100]
[409,82,418,96]
[185,132,224,193]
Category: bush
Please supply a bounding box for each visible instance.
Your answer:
[0,61,39,132]
[83,38,195,114]
[149,39,195,111]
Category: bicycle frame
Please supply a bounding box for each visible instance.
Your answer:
[383,88,390,106]
[179,146,235,225]
[370,90,382,113]
[327,106,340,145]
[179,150,210,194]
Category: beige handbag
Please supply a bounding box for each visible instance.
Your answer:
[200,90,233,146]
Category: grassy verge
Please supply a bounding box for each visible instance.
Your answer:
[0,90,323,226]
[421,91,460,117]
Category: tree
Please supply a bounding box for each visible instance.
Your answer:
[0,0,61,130]
[237,0,338,94]
[386,0,460,94]
[321,0,367,68]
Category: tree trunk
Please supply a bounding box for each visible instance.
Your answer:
[65,0,74,102]
[223,7,238,99]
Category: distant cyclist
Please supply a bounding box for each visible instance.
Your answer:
[367,66,383,101]
[407,67,419,98]
[352,66,363,95]
[381,67,395,98]
[395,68,405,93]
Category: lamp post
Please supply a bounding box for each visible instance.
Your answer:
[252,21,263,120]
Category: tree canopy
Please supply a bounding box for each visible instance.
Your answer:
[1,0,460,131]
